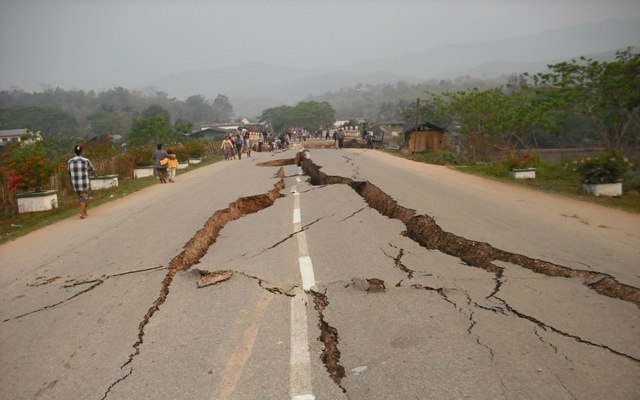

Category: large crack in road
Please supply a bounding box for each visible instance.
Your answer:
[296,150,640,307]
[296,150,640,368]
[101,169,287,399]
[2,265,168,323]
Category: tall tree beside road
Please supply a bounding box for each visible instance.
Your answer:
[534,48,640,149]
[128,113,177,146]
[258,105,293,132]
[259,101,335,132]
[291,101,336,131]
[436,88,513,161]
[87,109,131,137]
[0,105,80,138]
[213,94,234,119]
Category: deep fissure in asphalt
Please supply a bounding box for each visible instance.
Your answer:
[297,150,640,307]
[297,150,640,366]
[311,290,347,393]
[101,170,286,399]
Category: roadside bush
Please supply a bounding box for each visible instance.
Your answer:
[172,144,190,162]
[83,140,123,175]
[412,150,463,166]
[502,151,540,170]
[1,141,56,193]
[187,140,205,158]
[126,145,154,168]
[573,150,630,184]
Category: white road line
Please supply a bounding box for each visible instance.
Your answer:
[298,256,315,290]
[290,290,315,400]
[290,181,316,400]
[293,209,301,224]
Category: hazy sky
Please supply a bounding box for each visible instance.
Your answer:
[1,0,639,92]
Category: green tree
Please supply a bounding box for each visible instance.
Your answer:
[259,102,335,132]
[87,109,131,136]
[128,114,177,146]
[291,101,336,131]
[142,104,170,120]
[0,105,80,138]
[258,105,294,132]
[213,94,234,119]
[534,48,640,149]
[174,118,194,135]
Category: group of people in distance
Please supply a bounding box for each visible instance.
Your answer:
[67,143,179,221]
[221,131,252,161]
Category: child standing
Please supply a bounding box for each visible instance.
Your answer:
[161,150,179,182]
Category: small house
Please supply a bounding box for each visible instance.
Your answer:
[0,128,41,147]
[404,122,447,153]
[185,127,230,141]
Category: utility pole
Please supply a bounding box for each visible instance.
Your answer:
[414,98,420,129]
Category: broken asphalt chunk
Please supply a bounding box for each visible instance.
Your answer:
[197,270,234,288]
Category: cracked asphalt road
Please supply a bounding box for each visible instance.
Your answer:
[1,147,639,399]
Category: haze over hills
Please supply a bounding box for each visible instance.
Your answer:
[148,18,640,118]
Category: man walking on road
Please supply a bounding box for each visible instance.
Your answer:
[336,129,345,149]
[68,145,96,219]
[235,134,244,159]
[153,143,169,183]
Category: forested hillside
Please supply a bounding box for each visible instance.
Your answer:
[1,48,638,156]
[0,88,234,150]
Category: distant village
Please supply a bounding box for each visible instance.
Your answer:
[1,117,450,154]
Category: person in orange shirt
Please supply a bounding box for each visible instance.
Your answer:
[160,149,179,182]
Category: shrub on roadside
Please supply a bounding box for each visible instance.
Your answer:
[172,144,190,162]
[573,150,630,184]
[1,140,56,193]
[187,140,205,158]
[502,151,539,170]
[412,150,463,166]
[126,145,153,168]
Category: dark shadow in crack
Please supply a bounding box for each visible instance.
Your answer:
[298,152,640,308]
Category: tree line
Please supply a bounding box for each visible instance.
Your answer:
[2,48,638,159]
[0,87,235,153]
[307,48,639,155]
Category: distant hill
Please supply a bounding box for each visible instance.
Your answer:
[147,18,640,117]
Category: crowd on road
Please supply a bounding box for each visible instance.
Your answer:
[67,126,375,220]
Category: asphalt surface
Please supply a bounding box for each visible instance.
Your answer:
[1,145,639,399]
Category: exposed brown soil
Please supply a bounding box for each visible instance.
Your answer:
[299,153,640,307]
[197,270,234,288]
[311,291,346,390]
[256,158,297,167]
[123,171,286,370]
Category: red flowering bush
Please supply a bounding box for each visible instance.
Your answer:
[1,141,56,193]
[125,145,153,167]
[503,151,538,170]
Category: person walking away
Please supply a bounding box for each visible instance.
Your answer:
[161,149,179,182]
[153,143,169,183]
[68,145,96,219]
[336,129,345,149]
[366,131,374,149]
[244,131,252,157]
[235,134,243,159]
[258,132,264,152]
[221,136,234,160]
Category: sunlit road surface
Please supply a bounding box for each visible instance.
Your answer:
[1,145,639,400]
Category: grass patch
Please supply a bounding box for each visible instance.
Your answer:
[384,148,640,213]
[457,160,640,213]
[411,150,464,166]
[0,153,223,244]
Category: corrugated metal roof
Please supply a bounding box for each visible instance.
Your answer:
[0,128,28,137]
